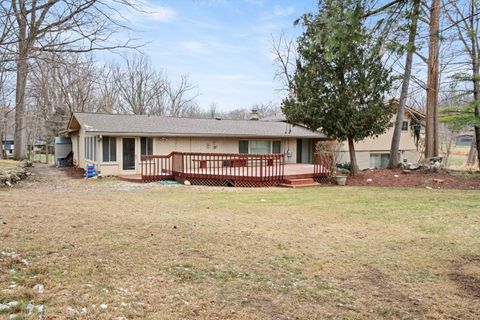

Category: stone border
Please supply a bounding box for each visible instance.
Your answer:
[0,160,33,187]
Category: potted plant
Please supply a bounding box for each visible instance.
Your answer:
[334,166,350,186]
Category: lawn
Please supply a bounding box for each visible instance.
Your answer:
[0,168,479,319]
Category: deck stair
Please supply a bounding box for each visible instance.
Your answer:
[280,177,320,188]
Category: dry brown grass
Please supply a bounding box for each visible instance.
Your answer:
[0,160,19,170]
[0,165,479,319]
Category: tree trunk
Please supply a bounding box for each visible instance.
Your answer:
[425,0,441,160]
[474,127,480,169]
[347,136,358,176]
[14,8,28,160]
[14,51,29,160]
[388,0,420,168]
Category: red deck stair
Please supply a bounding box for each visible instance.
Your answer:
[280,177,320,188]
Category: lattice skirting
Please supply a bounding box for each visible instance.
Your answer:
[185,177,282,188]
[313,176,334,184]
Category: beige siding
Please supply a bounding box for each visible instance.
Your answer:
[338,150,419,169]
[70,135,303,176]
[340,114,418,153]
[335,113,420,169]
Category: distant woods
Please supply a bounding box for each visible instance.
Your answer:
[0,48,282,158]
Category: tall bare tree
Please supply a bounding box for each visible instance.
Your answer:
[443,0,480,168]
[387,0,421,168]
[425,0,442,159]
[112,54,165,115]
[271,31,296,93]
[1,0,139,159]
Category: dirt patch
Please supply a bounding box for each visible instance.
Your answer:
[347,168,480,190]
[449,255,480,299]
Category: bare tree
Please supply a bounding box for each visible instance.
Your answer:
[387,0,421,168]
[112,54,166,115]
[111,54,199,117]
[425,0,442,159]
[443,0,480,168]
[271,31,296,93]
[1,0,140,159]
[165,75,199,117]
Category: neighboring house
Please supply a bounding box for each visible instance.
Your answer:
[455,132,473,147]
[1,134,14,158]
[337,107,425,169]
[262,106,425,169]
[66,112,327,177]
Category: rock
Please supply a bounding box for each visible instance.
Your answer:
[434,179,444,183]
[33,284,44,294]
[183,180,191,186]
[9,314,18,319]
[402,169,411,174]
[260,199,267,202]
[366,178,373,183]
[99,304,108,310]
[426,186,433,190]
[27,303,34,314]
[0,301,19,312]
[394,174,399,178]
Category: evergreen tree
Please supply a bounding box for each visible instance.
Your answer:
[283,0,393,175]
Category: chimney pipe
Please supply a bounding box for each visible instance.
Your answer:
[249,108,259,120]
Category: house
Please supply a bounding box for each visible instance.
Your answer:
[337,107,425,168]
[261,106,425,169]
[455,132,474,147]
[1,134,14,158]
[66,112,327,178]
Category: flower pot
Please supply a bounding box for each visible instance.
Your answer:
[335,175,347,186]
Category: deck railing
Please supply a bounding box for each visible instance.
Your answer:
[140,154,173,182]
[313,152,334,180]
[141,152,285,184]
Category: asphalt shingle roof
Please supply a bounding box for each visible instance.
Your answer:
[71,113,325,139]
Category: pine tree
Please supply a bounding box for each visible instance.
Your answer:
[283,0,393,175]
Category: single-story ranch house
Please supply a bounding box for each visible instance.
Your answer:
[66,112,327,178]
[66,106,424,185]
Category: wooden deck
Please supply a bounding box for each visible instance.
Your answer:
[118,164,324,184]
[117,152,333,187]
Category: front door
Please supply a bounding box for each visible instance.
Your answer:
[122,138,135,170]
[296,139,303,163]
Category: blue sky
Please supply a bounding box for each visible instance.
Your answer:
[114,0,318,111]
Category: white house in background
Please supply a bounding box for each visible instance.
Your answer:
[262,106,425,169]
[1,134,14,158]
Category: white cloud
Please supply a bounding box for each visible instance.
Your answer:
[181,41,209,54]
[214,74,250,80]
[273,5,295,17]
[142,4,176,22]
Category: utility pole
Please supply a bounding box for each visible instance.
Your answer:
[425,0,441,159]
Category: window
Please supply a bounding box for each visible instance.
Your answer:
[370,153,390,168]
[141,137,153,156]
[239,140,249,154]
[272,140,281,154]
[250,140,270,154]
[102,136,116,162]
[402,121,409,131]
[84,136,96,161]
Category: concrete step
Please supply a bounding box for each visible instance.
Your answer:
[283,178,316,185]
[279,182,320,188]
